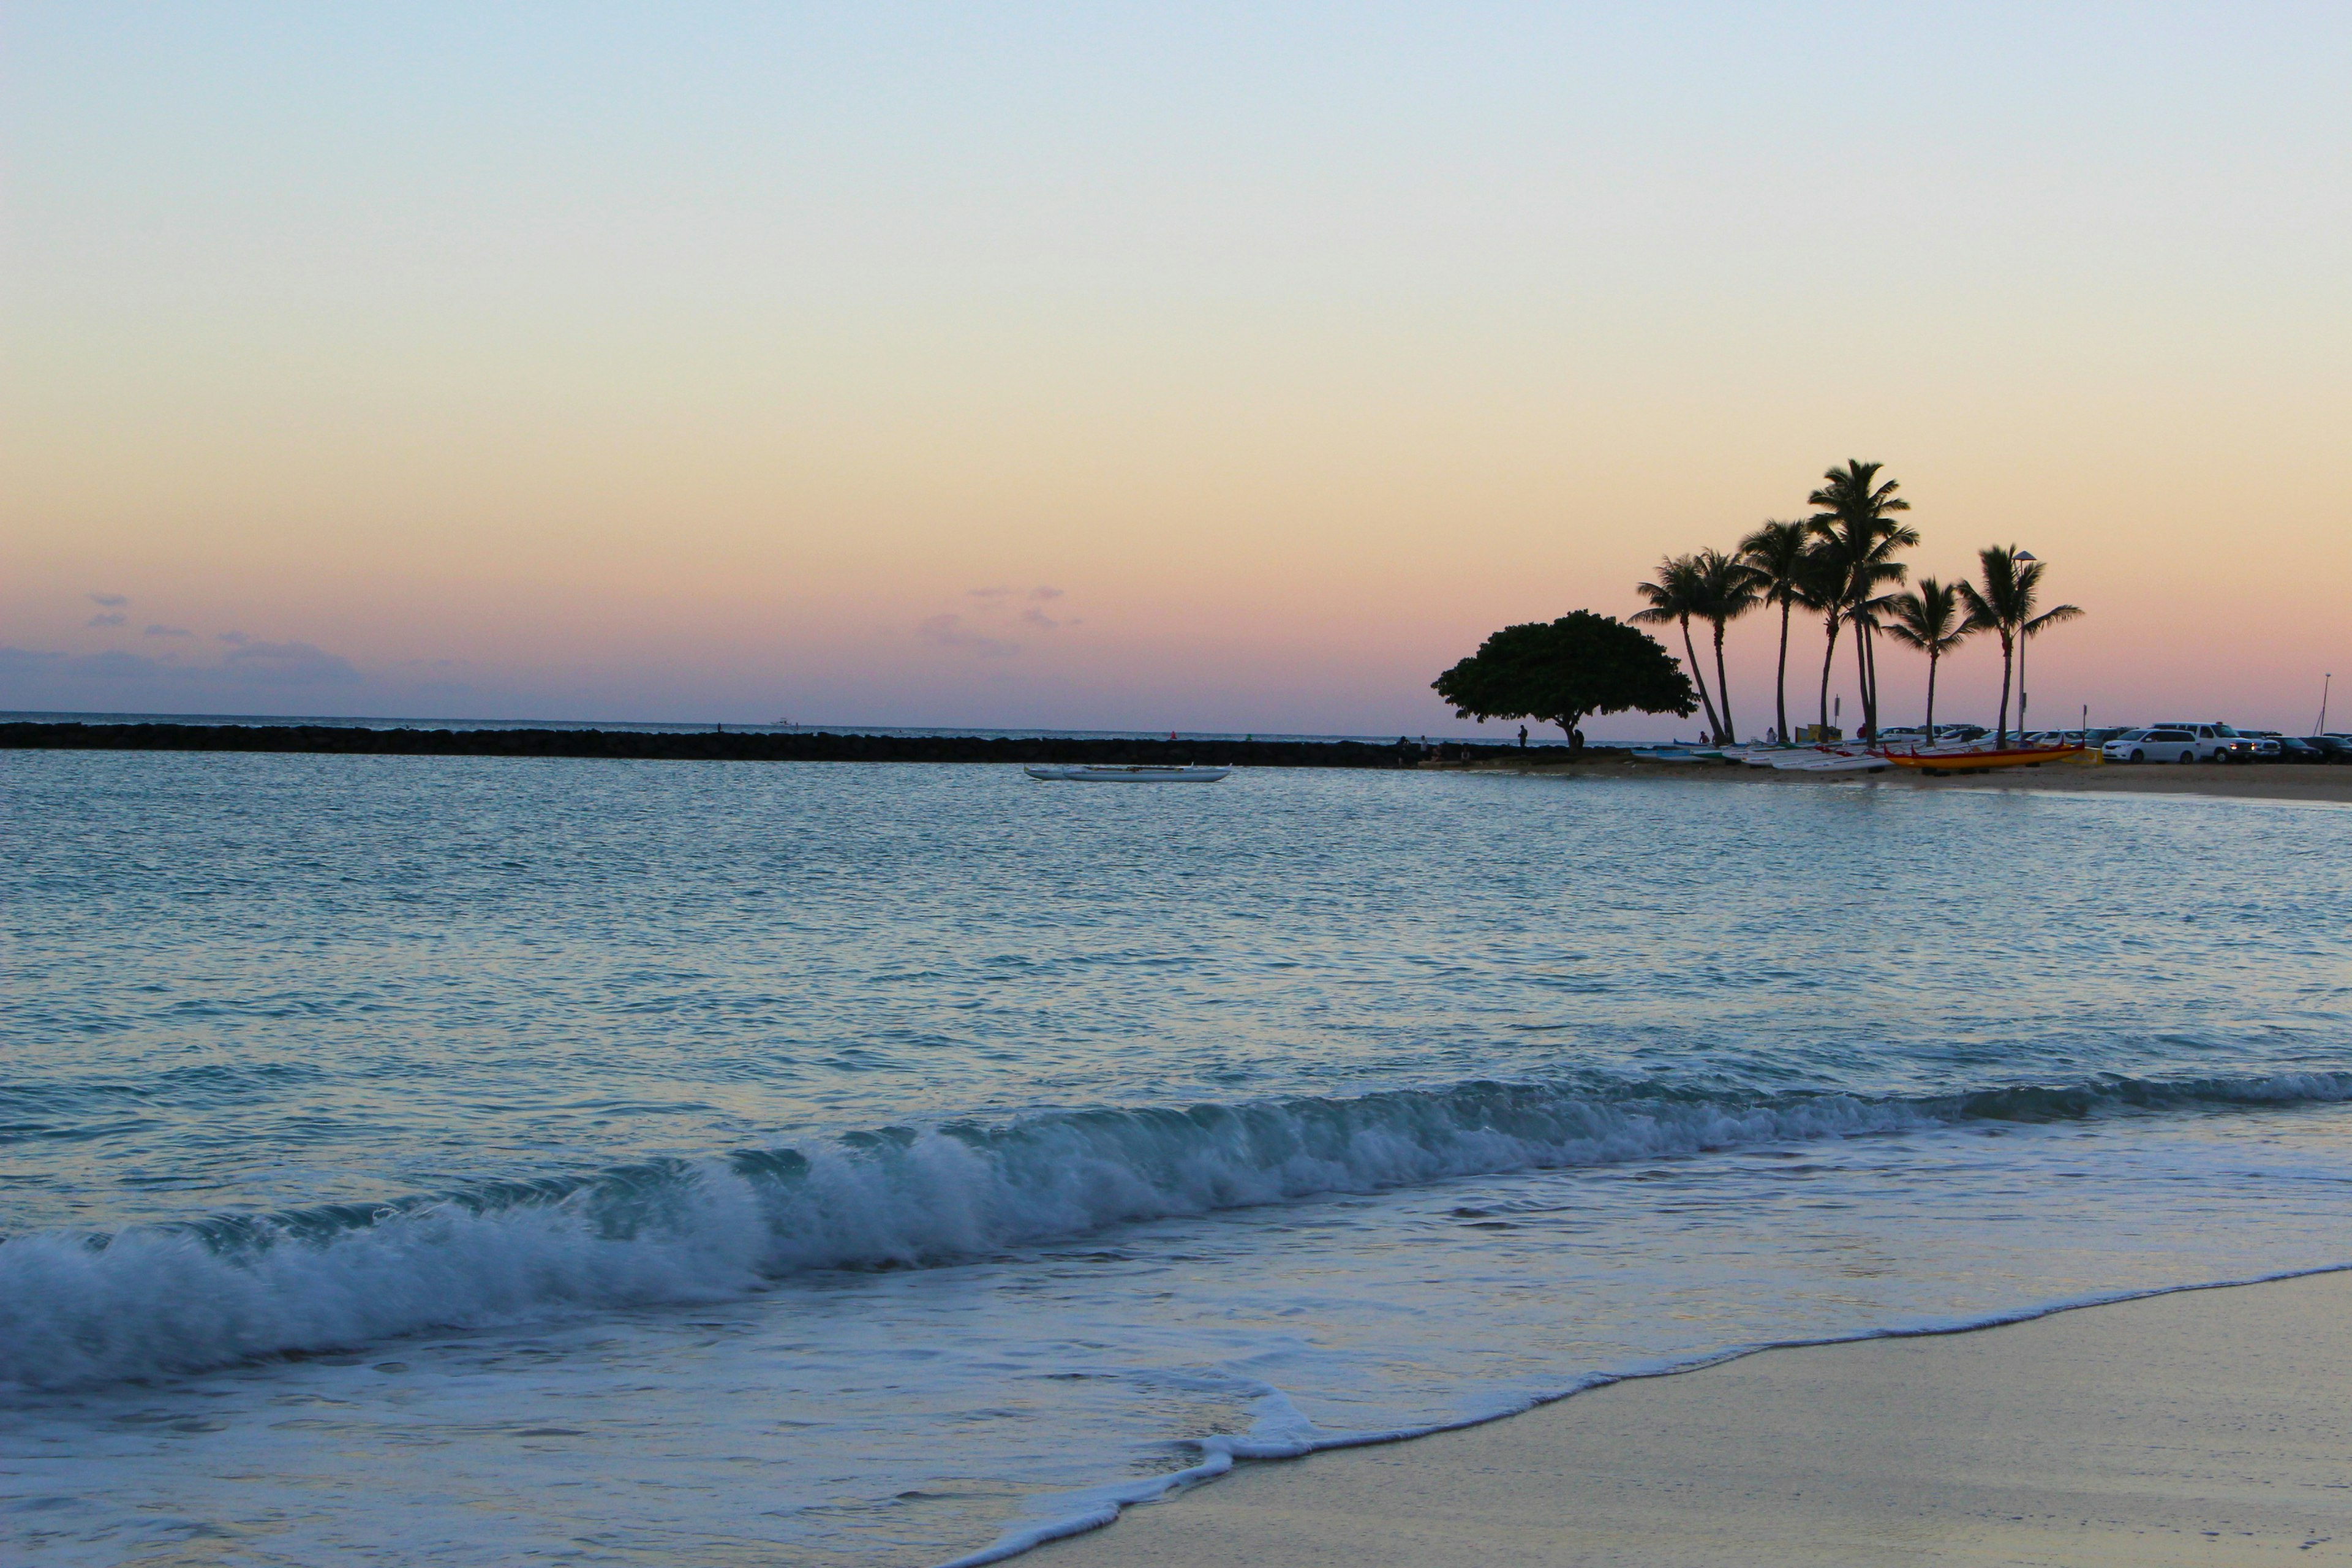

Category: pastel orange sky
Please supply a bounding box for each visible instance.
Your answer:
[7,5,2348,736]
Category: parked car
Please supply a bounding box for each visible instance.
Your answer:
[2105,728,2200,763]
[2237,730,2286,760]
[2308,736,2352,763]
[2274,736,2326,763]
[2150,722,2254,761]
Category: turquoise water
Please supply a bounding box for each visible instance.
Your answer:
[4,751,2350,1564]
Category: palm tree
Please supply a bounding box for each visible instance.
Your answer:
[1633,554,1722,744]
[1690,548,1761,743]
[1738,520,1811,743]
[1806,461,1918,739]
[1956,546,2083,745]
[1883,578,1972,741]
[1801,539,1849,737]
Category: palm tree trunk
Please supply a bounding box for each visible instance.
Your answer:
[1817,613,1842,736]
[1924,650,1939,741]
[1773,600,1791,744]
[1680,615,1721,743]
[1711,619,1735,744]
[1997,631,2015,744]
[1863,625,1881,737]
[1850,615,1871,739]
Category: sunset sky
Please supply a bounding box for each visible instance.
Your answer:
[7,4,2347,737]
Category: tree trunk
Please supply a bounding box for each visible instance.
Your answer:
[1817,612,1842,735]
[1997,631,2015,744]
[1681,615,1721,743]
[1773,600,1791,744]
[1711,619,1735,744]
[1851,615,1871,739]
[1863,624,1881,737]
[1924,649,1939,741]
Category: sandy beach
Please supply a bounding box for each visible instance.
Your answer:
[1039,1269,2352,1567]
[1483,756,2352,807]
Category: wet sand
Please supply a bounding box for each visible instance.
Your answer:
[1483,756,2352,806]
[1039,1270,2352,1567]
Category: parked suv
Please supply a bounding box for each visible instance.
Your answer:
[2105,728,2199,763]
[2150,722,2254,761]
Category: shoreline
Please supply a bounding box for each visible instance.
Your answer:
[1038,1268,2352,1566]
[12,720,2348,804]
[1472,754,2352,805]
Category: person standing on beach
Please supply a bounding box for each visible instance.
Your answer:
[1518,725,1528,748]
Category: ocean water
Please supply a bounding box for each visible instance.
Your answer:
[3,750,2350,1565]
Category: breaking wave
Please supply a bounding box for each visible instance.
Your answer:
[6,1068,2348,1393]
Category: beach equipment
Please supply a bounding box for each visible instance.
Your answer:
[1023,764,1231,783]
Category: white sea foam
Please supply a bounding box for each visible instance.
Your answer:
[6,1071,2344,1393]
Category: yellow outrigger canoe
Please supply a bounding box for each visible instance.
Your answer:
[1886,744,2095,775]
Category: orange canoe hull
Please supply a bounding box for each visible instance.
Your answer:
[1887,745,2092,773]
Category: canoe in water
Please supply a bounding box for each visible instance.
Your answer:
[1023,764,1232,783]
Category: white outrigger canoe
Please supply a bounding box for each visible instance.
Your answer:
[1023,764,1232,783]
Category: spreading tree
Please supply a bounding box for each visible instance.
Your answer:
[1432,612,1698,741]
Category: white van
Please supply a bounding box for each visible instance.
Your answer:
[2103,728,2199,763]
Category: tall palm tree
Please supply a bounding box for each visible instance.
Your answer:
[1806,460,1918,739]
[1883,578,1972,741]
[1956,546,2083,744]
[1690,548,1761,744]
[1633,554,1722,744]
[1738,519,1811,744]
[1801,540,1849,736]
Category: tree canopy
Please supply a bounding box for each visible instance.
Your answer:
[1432,612,1697,737]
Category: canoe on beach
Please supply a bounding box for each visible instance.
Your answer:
[1886,743,2092,775]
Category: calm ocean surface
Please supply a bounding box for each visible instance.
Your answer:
[4,750,2350,1564]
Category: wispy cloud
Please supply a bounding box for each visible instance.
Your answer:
[145,624,194,638]
[928,584,1081,647]
[918,614,1022,658]
[221,638,361,684]
[85,612,127,628]
[87,592,129,608]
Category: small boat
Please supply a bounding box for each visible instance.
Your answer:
[1885,743,2089,775]
[1023,764,1232,783]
